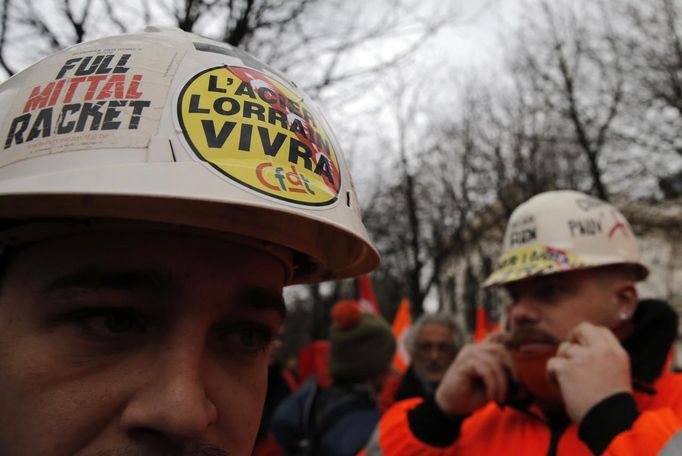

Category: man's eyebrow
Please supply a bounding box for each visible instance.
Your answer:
[236,286,287,318]
[41,266,178,295]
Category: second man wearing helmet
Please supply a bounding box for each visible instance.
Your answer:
[365,190,682,456]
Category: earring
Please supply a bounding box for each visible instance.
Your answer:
[619,311,630,321]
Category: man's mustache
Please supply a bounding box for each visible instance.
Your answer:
[506,326,560,350]
[426,360,448,371]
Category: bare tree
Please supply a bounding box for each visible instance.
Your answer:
[360,71,435,318]
[0,0,457,101]
[616,0,682,137]
[362,74,495,318]
[609,0,682,196]
[507,0,631,200]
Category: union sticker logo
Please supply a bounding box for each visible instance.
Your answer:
[176,66,341,206]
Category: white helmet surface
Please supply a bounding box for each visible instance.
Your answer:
[483,190,649,287]
[0,27,379,284]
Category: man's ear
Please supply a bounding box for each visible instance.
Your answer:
[615,282,638,320]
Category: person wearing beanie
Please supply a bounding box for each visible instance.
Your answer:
[271,300,396,455]
[329,300,397,386]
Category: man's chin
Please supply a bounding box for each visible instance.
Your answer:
[423,370,447,384]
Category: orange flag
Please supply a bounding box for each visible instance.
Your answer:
[474,305,499,342]
[391,297,412,374]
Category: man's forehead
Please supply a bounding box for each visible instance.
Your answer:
[33,265,287,318]
[418,324,454,339]
[42,266,180,295]
[1,225,295,285]
[5,232,287,315]
[12,230,282,270]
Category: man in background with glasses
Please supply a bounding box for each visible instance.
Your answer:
[393,313,462,402]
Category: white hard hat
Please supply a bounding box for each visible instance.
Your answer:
[483,190,648,287]
[0,27,379,284]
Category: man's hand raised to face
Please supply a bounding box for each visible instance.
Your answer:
[547,321,633,425]
[435,333,516,416]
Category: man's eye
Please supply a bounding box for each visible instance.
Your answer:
[536,284,563,299]
[219,324,276,355]
[506,288,520,304]
[67,309,146,337]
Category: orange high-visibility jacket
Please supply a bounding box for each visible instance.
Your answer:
[364,366,682,456]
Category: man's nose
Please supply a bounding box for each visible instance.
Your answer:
[426,346,442,359]
[119,341,218,444]
[507,295,541,325]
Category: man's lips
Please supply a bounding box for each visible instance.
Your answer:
[514,341,558,355]
[506,328,560,354]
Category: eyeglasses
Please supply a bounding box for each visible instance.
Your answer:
[415,342,457,354]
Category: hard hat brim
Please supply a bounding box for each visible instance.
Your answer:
[0,161,380,284]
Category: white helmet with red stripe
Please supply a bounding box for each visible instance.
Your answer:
[0,27,378,284]
[483,190,648,287]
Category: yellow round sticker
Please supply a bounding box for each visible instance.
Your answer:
[177,66,341,206]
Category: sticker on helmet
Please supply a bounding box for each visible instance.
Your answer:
[176,66,341,206]
[606,210,631,239]
[0,41,180,166]
[567,216,604,237]
[485,244,592,285]
[506,214,537,247]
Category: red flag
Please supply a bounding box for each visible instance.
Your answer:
[377,371,403,413]
[474,306,499,342]
[357,274,380,315]
[391,297,412,374]
[297,340,331,388]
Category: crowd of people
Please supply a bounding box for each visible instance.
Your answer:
[253,191,682,456]
[252,306,463,455]
[0,27,680,456]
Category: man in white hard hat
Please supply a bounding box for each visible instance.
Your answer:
[364,190,682,456]
[0,27,379,456]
